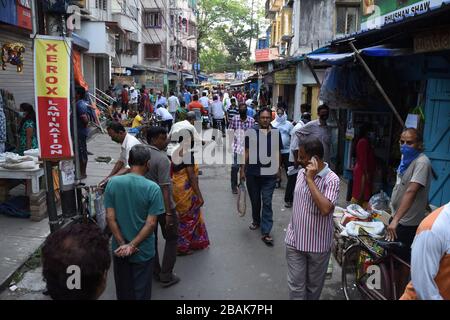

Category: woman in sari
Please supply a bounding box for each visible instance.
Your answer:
[171,135,209,255]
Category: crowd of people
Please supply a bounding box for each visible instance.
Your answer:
[40,85,448,301]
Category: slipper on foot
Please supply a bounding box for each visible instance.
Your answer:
[262,235,274,246]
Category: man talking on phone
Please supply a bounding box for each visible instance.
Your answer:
[284,137,340,300]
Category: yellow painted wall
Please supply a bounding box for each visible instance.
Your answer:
[311,86,320,120]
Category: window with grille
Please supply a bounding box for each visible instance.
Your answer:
[170,15,174,28]
[95,0,107,10]
[145,44,162,60]
[143,11,162,28]
[336,6,359,36]
[182,47,188,60]
[188,49,196,63]
[189,22,196,36]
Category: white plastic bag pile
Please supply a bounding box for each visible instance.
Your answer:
[0,152,40,170]
[339,204,385,238]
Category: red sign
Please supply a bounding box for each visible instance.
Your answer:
[255,48,279,63]
[36,97,73,159]
[255,49,270,62]
[16,0,32,30]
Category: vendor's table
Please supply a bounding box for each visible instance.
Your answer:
[0,167,45,194]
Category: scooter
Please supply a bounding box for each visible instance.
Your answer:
[202,110,210,130]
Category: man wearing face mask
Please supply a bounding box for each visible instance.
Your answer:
[295,104,331,164]
[271,107,294,188]
[387,128,432,292]
[100,122,141,186]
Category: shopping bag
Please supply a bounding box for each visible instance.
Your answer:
[94,191,107,231]
[237,183,246,217]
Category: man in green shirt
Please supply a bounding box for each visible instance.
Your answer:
[104,145,165,300]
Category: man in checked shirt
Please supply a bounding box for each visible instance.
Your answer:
[285,137,340,300]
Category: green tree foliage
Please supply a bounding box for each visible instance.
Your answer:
[197,0,264,73]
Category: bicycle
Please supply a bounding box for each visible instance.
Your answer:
[134,114,163,144]
[341,228,410,300]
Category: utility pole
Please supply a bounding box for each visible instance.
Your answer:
[248,0,255,57]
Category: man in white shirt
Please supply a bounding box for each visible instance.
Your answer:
[169,111,202,144]
[129,86,139,112]
[284,118,306,208]
[168,112,205,166]
[100,122,141,185]
[210,95,226,138]
[155,92,167,109]
[167,91,180,120]
[199,92,210,113]
[156,105,174,131]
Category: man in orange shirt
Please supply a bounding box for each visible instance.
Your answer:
[188,94,204,121]
[400,202,450,300]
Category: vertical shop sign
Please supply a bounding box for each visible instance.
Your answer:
[34,36,73,159]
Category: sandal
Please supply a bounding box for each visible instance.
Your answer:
[261,235,274,246]
[177,250,194,256]
[249,223,260,230]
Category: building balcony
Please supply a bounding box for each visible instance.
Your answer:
[78,21,116,57]
[269,0,283,12]
[111,11,139,33]
[265,0,277,19]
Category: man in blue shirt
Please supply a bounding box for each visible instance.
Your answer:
[183,88,192,105]
[75,87,90,179]
[246,100,256,118]
[104,145,165,300]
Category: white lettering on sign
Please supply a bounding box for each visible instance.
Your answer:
[48,101,63,155]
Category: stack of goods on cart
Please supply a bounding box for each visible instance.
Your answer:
[332,191,392,265]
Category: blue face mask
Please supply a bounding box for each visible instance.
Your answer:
[398,145,420,175]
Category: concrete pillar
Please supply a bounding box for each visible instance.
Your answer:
[293,62,303,122]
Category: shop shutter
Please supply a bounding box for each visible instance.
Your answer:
[0,30,34,109]
[423,78,450,207]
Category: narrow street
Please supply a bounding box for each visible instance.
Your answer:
[0,132,345,300]
[94,132,346,300]
[1,0,448,304]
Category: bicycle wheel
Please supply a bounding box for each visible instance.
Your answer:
[342,244,366,300]
[342,244,391,300]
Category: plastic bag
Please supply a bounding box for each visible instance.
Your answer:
[345,221,385,238]
[237,183,246,217]
[94,191,107,231]
[368,190,391,213]
[346,204,371,219]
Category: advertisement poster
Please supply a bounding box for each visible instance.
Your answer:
[34,36,74,160]
[361,0,450,31]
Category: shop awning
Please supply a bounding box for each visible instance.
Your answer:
[307,45,412,64]
[360,46,412,57]
[72,33,90,51]
[307,52,354,65]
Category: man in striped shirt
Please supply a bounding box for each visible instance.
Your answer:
[285,137,340,300]
[228,103,255,194]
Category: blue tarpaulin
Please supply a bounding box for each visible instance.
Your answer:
[306,45,412,65]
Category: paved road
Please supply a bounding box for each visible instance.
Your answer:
[95,133,346,300]
[0,132,346,300]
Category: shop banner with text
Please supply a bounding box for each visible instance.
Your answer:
[361,0,450,31]
[34,36,73,160]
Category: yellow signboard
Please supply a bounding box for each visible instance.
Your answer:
[274,67,296,85]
